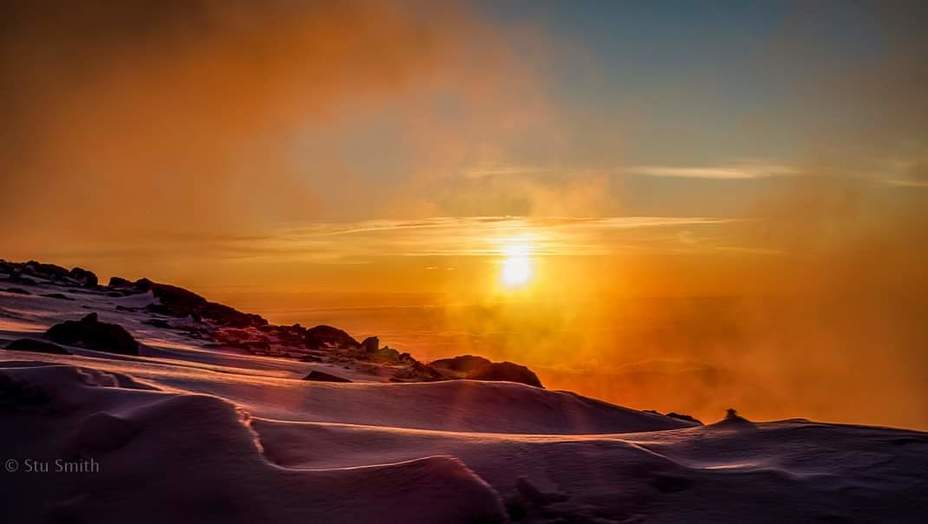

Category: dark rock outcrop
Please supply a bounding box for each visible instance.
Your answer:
[430,355,544,388]
[364,346,402,363]
[361,336,379,352]
[644,410,703,425]
[5,338,71,355]
[14,261,98,287]
[5,275,37,286]
[107,276,134,288]
[145,282,266,328]
[303,370,352,383]
[391,361,445,382]
[305,325,359,349]
[3,258,550,391]
[68,267,98,287]
[45,313,139,355]
[23,260,70,281]
[468,361,543,388]
[666,412,703,425]
[0,260,97,288]
[430,355,492,377]
[711,408,755,429]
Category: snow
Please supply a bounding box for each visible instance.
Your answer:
[2,277,926,522]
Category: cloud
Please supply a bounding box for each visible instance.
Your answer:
[15,216,740,267]
[0,0,552,249]
[626,163,800,180]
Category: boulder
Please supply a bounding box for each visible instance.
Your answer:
[68,267,98,287]
[5,338,71,355]
[6,275,37,286]
[45,313,139,355]
[305,325,359,349]
[361,336,379,352]
[23,260,70,281]
[468,361,543,388]
[666,412,703,425]
[108,276,134,288]
[430,355,492,377]
[303,370,352,383]
[365,346,401,363]
[430,355,543,388]
[144,282,266,328]
[391,361,444,382]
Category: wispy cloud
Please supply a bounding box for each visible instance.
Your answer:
[461,165,551,179]
[626,163,799,180]
[211,215,742,261]
[36,215,745,264]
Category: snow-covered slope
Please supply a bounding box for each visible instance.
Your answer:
[2,264,926,523]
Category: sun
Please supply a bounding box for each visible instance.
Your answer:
[500,241,534,288]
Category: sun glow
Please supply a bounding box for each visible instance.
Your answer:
[500,240,534,288]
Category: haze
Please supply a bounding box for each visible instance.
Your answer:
[2,0,927,428]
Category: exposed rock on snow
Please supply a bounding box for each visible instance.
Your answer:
[1,259,98,288]
[468,361,543,388]
[45,313,140,355]
[431,354,544,388]
[1,261,927,522]
[305,324,359,349]
[144,281,266,328]
[361,335,379,352]
[304,370,352,383]
[1,259,545,389]
[430,354,492,375]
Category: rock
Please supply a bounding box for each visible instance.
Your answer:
[305,325,359,349]
[430,355,492,377]
[468,361,543,388]
[361,336,379,352]
[6,275,37,286]
[3,287,30,295]
[365,346,402,363]
[725,408,744,421]
[5,338,71,355]
[430,355,544,388]
[303,370,352,383]
[666,412,703,425]
[68,267,98,287]
[23,260,70,281]
[391,360,445,382]
[108,276,134,288]
[45,313,140,355]
[713,408,754,428]
[1,260,96,287]
[144,282,266,328]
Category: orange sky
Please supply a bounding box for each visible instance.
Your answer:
[2,0,927,428]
